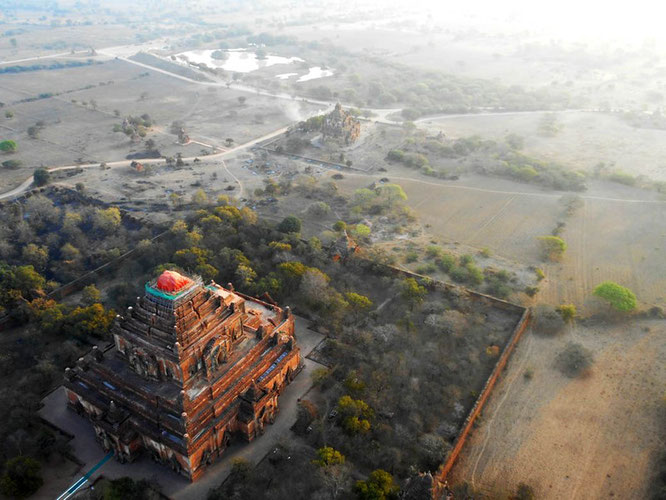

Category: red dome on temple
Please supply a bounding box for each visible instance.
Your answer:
[156,270,192,292]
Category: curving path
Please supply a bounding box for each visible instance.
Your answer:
[3,130,664,204]
[0,124,293,201]
[0,45,641,203]
[0,50,90,66]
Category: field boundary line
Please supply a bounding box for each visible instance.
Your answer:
[342,171,666,204]
[470,331,534,487]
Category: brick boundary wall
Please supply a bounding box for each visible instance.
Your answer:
[255,145,368,172]
[369,262,527,315]
[357,260,532,493]
[0,186,168,330]
[435,306,531,485]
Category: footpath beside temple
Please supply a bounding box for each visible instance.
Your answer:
[64,270,301,481]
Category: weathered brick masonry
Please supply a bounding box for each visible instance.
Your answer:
[64,270,301,481]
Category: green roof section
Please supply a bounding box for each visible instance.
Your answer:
[145,283,193,301]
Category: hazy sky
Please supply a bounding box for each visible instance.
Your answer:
[416,0,664,44]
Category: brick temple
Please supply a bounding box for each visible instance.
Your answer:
[64,270,301,481]
[322,103,361,145]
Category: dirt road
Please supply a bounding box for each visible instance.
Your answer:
[0,124,291,201]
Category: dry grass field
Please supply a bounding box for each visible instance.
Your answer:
[0,58,322,191]
[449,318,666,499]
[539,196,666,309]
[332,169,666,307]
[0,23,139,61]
[422,111,666,181]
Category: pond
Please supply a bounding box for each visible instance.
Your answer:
[174,49,335,82]
[296,66,335,82]
[276,66,335,82]
[175,48,303,73]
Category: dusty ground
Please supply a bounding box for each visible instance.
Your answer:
[539,195,666,309]
[0,57,322,191]
[330,169,666,308]
[449,318,666,499]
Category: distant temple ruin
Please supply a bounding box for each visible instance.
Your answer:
[322,103,361,145]
[64,270,301,481]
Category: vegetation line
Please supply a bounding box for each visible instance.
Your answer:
[342,172,666,204]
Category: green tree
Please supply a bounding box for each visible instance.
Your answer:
[308,201,330,217]
[505,133,525,150]
[537,235,567,261]
[0,456,43,498]
[31,299,66,335]
[401,277,427,310]
[0,140,17,152]
[235,263,257,288]
[174,246,213,271]
[82,284,101,305]
[354,469,398,500]
[93,207,121,233]
[333,220,347,232]
[192,189,208,206]
[66,303,115,338]
[593,281,637,312]
[12,265,46,296]
[337,395,373,435]
[169,192,182,207]
[33,168,50,187]
[22,244,48,271]
[375,183,407,207]
[352,188,377,209]
[557,304,577,322]
[277,215,302,234]
[345,292,372,313]
[313,446,345,467]
[352,224,371,238]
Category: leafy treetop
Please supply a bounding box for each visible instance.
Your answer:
[593,281,637,312]
[354,469,399,500]
[313,446,345,467]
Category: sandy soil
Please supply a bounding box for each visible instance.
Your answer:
[449,318,666,499]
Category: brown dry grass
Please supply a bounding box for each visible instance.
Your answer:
[422,111,666,182]
[449,319,665,499]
